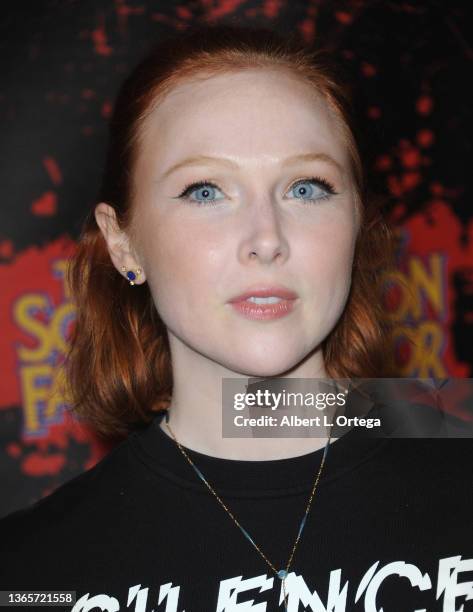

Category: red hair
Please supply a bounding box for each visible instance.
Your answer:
[63,24,398,437]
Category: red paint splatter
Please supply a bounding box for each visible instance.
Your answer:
[400,147,421,169]
[0,240,14,258]
[335,11,352,24]
[91,21,112,57]
[401,171,421,191]
[101,100,113,119]
[262,0,283,18]
[41,486,56,497]
[22,452,66,476]
[361,62,376,77]
[367,106,381,119]
[115,0,146,32]
[416,95,433,115]
[176,5,192,19]
[387,174,403,197]
[31,191,57,216]
[299,19,316,44]
[150,13,173,25]
[202,0,247,20]
[430,182,444,196]
[6,442,21,458]
[390,202,407,222]
[43,156,62,185]
[375,154,392,172]
[81,89,96,100]
[416,129,434,148]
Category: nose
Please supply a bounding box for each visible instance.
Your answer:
[237,195,290,265]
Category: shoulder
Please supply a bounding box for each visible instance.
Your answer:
[0,429,156,586]
[381,435,473,465]
[377,436,473,501]
[374,403,473,476]
[0,432,136,541]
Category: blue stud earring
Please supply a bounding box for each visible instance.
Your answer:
[121,266,142,286]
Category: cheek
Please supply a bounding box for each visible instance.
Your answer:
[141,221,223,315]
[304,212,355,258]
[299,221,356,300]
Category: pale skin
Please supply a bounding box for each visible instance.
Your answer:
[95,68,360,460]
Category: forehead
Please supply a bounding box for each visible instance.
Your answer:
[138,69,349,168]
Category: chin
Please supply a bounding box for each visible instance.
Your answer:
[223,354,302,378]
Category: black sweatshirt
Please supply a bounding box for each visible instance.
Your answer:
[0,405,472,612]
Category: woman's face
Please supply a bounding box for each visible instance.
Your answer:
[130,69,359,377]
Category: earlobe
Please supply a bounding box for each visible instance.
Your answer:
[121,266,143,286]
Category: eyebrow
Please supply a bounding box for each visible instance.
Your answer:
[161,152,344,179]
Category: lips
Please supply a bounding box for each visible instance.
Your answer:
[228,286,298,303]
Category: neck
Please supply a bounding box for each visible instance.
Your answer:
[158,343,335,461]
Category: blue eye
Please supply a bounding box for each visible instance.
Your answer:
[287,177,337,203]
[176,176,337,206]
[177,181,224,205]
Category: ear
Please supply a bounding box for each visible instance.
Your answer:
[95,202,146,285]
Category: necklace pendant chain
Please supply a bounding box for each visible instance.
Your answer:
[165,416,333,608]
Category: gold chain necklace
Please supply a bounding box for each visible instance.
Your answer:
[164,415,333,610]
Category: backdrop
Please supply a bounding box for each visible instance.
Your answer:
[0,0,471,519]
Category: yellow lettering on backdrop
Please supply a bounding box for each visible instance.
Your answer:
[51,302,76,354]
[408,254,444,319]
[20,364,53,433]
[14,294,52,361]
[14,259,77,434]
[382,253,447,376]
[394,323,446,377]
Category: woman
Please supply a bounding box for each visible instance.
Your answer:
[1,24,471,612]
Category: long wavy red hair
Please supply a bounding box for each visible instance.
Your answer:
[63,23,398,437]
